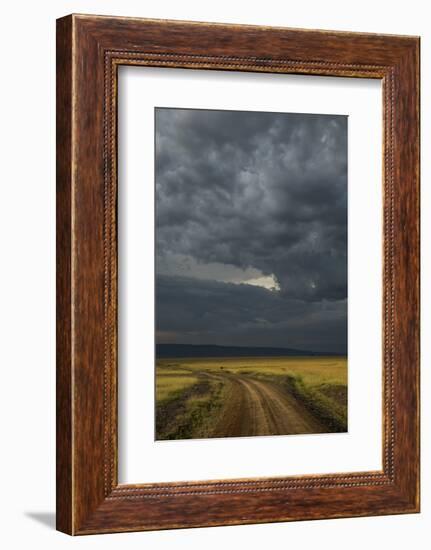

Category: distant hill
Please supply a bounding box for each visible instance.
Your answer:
[156,343,342,358]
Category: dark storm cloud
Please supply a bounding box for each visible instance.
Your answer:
[155,108,347,352]
[156,276,347,354]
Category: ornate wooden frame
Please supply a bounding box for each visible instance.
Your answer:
[56,14,420,534]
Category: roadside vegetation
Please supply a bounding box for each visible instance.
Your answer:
[155,356,347,439]
[155,366,227,440]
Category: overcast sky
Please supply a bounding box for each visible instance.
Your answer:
[155,108,347,353]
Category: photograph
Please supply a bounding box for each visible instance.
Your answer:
[155,107,348,440]
[0,1,423,544]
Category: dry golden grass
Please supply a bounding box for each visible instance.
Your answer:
[156,370,199,402]
[156,356,347,387]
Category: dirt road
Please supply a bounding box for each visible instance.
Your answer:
[211,373,327,437]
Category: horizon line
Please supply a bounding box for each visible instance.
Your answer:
[157,342,346,355]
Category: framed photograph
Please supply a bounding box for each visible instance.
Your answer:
[56,14,420,534]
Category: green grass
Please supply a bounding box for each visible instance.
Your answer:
[155,368,227,440]
[281,375,347,432]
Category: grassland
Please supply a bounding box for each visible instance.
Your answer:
[155,356,347,440]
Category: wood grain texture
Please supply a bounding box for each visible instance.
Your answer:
[56,16,73,535]
[56,14,420,535]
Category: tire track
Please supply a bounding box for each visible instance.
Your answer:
[211,373,328,437]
